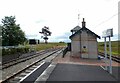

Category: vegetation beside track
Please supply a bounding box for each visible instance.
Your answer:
[2,42,66,56]
[2,47,29,56]
[98,40,120,57]
[35,42,66,51]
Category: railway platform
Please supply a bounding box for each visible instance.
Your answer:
[20,62,119,83]
[2,50,119,83]
[46,63,117,81]
[21,51,119,83]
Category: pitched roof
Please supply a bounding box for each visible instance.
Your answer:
[71,26,81,32]
[69,27,101,39]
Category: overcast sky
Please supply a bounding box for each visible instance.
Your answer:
[0,0,119,42]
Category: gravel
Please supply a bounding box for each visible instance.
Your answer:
[2,51,55,80]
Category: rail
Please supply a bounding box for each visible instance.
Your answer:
[1,48,63,83]
[98,52,120,63]
[2,48,63,69]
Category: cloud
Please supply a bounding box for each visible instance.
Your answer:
[112,34,120,41]
[50,32,120,42]
[57,32,71,39]
[48,32,71,42]
[98,34,120,42]
[0,0,118,42]
[35,20,46,24]
[26,34,38,39]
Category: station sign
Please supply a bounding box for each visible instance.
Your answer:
[102,28,113,74]
[102,28,113,38]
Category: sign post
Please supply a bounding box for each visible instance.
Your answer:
[109,36,112,74]
[102,28,113,74]
[104,37,107,70]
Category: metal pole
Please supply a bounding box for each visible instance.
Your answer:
[104,37,107,70]
[78,14,80,26]
[109,36,112,74]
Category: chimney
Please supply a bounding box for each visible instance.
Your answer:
[82,18,86,28]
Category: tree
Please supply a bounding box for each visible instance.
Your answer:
[39,26,51,44]
[1,16,26,46]
[0,25,2,46]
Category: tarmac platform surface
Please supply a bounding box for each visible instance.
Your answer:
[46,63,117,81]
[19,51,119,82]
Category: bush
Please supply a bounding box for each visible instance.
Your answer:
[2,48,10,55]
[2,47,30,56]
[24,47,29,53]
[11,48,17,54]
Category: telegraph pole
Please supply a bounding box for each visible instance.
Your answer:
[78,14,80,26]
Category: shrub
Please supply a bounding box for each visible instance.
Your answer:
[2,47,30,56]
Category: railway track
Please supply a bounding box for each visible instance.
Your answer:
[1,48,63,83]
[98,52,120,63]
[2,48,62,69]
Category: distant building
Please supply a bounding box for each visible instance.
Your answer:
[69,18,100,59]
[29,39,40,45]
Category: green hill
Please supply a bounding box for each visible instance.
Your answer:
[98,40,120,57]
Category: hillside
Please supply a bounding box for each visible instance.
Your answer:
[98,40,120,57]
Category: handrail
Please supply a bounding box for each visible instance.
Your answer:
[62,47,68,58]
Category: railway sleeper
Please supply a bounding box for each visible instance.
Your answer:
[1,48,63,83]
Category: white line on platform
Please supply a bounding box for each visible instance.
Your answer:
[19,61,45,83]
[34,62,57,83]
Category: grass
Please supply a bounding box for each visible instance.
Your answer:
[2,42,66,56]
[98,40,120,57]
[25,42,67,51]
